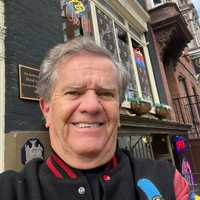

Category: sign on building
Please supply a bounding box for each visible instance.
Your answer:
[18,64,39,101]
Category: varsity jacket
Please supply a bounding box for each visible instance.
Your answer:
[0,150,189,200]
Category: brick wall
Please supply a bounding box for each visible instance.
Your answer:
[167,53,200,98]
[5,0,63,132]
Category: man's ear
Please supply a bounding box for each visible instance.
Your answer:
[39,98,50,128]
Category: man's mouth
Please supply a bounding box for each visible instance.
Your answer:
[72,122,104,128]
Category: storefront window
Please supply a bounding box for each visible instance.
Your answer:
[60,1,156,104]
[115,23,138,99]
[132,40,153,101]
[96,7,118,61]
[61,0,93,40]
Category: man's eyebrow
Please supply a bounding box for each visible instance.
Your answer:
[98,87,116,90]
[63,84,117,90]
[62,85,86,90]
[96,86,118,92]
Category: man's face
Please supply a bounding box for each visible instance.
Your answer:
[40,52,120,166]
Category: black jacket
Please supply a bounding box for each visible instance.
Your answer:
[0,150,175,200]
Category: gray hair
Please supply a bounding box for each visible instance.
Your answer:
[37,36,130,103]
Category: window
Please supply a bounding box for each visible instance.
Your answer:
[132,40,153,101]
[60,0,157,104]
[153,0,162,4]
[115,23,138,99]
[61,0,93,41]
[96,8,118,61]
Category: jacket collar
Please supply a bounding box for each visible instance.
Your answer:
[46,152,118,179]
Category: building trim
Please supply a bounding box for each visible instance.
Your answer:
[91,0,150,33]
[0,0,5,172]
[109,0,149,32]
[141,34,160,103]
[119,114,191,136]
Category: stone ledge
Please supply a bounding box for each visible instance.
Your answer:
[119,114,191,136]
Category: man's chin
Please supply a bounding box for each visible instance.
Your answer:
[75,147,102,157]
[74,144,115,161]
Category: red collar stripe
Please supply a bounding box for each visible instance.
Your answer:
[46,157,64,179]
[112,155,117,169]
[47,153,118,179]
[104,155,118,171]
[52,154,78,179]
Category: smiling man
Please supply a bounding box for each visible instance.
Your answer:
[40,48,120,170]
[0,37,189,200]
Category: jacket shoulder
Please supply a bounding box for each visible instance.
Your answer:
[0,169,19,182]
[0,158,44,199]
[122,149,176,200]
[122,149,175,176]
[133,157,175,175]
[0,170,20,199]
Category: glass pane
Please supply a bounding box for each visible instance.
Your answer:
[131,39,153,101]
[61,0,93,40]
[115,23,138,100]
[133,47,153,101]
[96,7,118,61]
[153,0,162,4]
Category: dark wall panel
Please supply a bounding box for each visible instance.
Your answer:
[5,0,63,132]
[145,24,167,104]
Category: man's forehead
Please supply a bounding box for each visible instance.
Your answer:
[61,80,118,90]
[57,51,115,69]
[54,52,119,88]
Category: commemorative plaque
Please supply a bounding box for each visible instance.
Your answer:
[18,64,40,100]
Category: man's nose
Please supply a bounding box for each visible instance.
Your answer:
[79,90,102,114]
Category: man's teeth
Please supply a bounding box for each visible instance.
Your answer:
[74,123,102,128]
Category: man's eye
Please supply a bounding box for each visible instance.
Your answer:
[64,91,81,96]
[98,91,114,98]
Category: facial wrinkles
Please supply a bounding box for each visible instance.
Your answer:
[72,89,106,120]
[51,56,119,123]
[60,92,118,146]
[53,78,119,103]
[53,53,119,94]
[73,70,117,92]
[45,55,121,167]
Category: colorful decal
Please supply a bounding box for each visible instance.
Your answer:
[195,195,200,200]
[173,136,189,153]
[182,157,194,186]
[134,48,145,69]
[64,0,85,16]
[133,48,152,100]
[137,178,164,200]
[63,0,86,28]
[190,192,200,200]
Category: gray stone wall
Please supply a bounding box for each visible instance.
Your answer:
[5,0,63,132]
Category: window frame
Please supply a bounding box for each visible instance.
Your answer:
[60,0,160,106]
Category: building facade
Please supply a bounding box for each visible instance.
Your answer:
[146,0,200,190]
[0,0,191,172]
